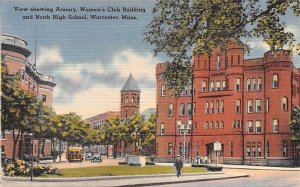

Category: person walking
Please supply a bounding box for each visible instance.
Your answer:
[174,155,183,177]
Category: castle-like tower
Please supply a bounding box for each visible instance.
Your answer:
[120,74,141,119]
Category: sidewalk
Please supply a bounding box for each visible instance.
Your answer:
[2,172,249,187]
[219,164,300,171]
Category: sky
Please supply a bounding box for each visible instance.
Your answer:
[1,0,300,119]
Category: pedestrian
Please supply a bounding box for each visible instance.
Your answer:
[174,155,183,177]
[99,153,103,163]
[195,155,199,164]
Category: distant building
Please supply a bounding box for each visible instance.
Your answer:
[85,111,119,130]
[156,40,299,166]
[1,34,56,159]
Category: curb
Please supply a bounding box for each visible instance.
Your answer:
[115,174,250,187]
[2,172,224,182]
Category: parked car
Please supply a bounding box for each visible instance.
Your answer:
[90,155,102,163]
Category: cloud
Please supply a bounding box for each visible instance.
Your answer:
[37,46,63,72]
[36,46,160,118]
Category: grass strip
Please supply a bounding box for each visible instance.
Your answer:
[43,165,206,178]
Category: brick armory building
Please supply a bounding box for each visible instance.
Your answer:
[1,34,56,159]
[156,40,299,166]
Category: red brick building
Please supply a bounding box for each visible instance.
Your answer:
[1,34,56,159]
[156,40,299,166]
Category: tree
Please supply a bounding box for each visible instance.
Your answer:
[145,0,300,94]
[1,57,39,160]
[290,107,300,158]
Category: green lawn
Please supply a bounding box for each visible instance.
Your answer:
[47,165,206,178]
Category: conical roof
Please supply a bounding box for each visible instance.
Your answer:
[121,73,140,92]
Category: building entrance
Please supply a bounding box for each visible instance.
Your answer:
[206,143,224,164]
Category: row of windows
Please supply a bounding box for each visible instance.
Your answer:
[246,119,279,133]
[205,100,224,114]
[235,97,287,114]
[201,80,227,92]
[121,94,140,104]
[168,103,195,116]
[161,84,193,97]
[204,121,224,129]
[245,78,262,91]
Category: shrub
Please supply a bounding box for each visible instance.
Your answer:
[118,161,127,165]
[206,165,223,172]
[3,160,60,177]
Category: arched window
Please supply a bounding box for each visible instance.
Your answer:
[125,95,128,103]
[220,121,224,128]
[272,74,279,88]
[247,79,251,91]
[216,100,219,113]
[205,101,209,114]
[161,84,166,96]
[282,97,288,111]
[131,96,135,103]
[220,100,224,113]
[257,78,262,91]
[210,101,214,113]
[216,55,220,70]
[216,121,219,128]
[252,78,256,91]
[179,103,185,116]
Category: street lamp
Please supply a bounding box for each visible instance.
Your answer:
[29,132,34,181]
[177,120,192,164]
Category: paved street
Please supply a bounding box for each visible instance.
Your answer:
[158,169,300,187]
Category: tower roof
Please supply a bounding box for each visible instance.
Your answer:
[121,73,140,92]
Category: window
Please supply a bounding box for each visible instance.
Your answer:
[168,143,172,156]
[210,81,214,91]
[273,119,279,132]
[282,141,288,157]
[216,81,221,91]
[161,84,166,96]
[187,103,192,116]
[236,100,241,113]
[266,98,269,112]
[216,55,220,70]
[272,74,279,88]
[220,101,224,113]
[215,121,219,128]
[232,120,236,128]
[205,101,209,114]
[125,95,128,103]
[246,142,251,156]
[247,100,253,113]
[41,94,47,102]
[168,104,173,116]
[210,101,214,114]
[255,99,261,112]
[257,142,262,157]
[236,78,241,91]
[202,81,207,92]
[252,142,256,157]
[255,121,261,133]
[210,121,213,128]
[216,101,219,113]
[238,55,241,65]
[246,79,251,91]
[282,97,288,111]
[237,120,241,128]
[220,121,224,128]
[137,96,140,103]
[231,55,233,65]
[222,80,226,90]
[179,104,185,116]
[252,78,256,91]
[204,121,208,129]
[247,121,253,133]
[257,78,262,91]
[131,96,135,103]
